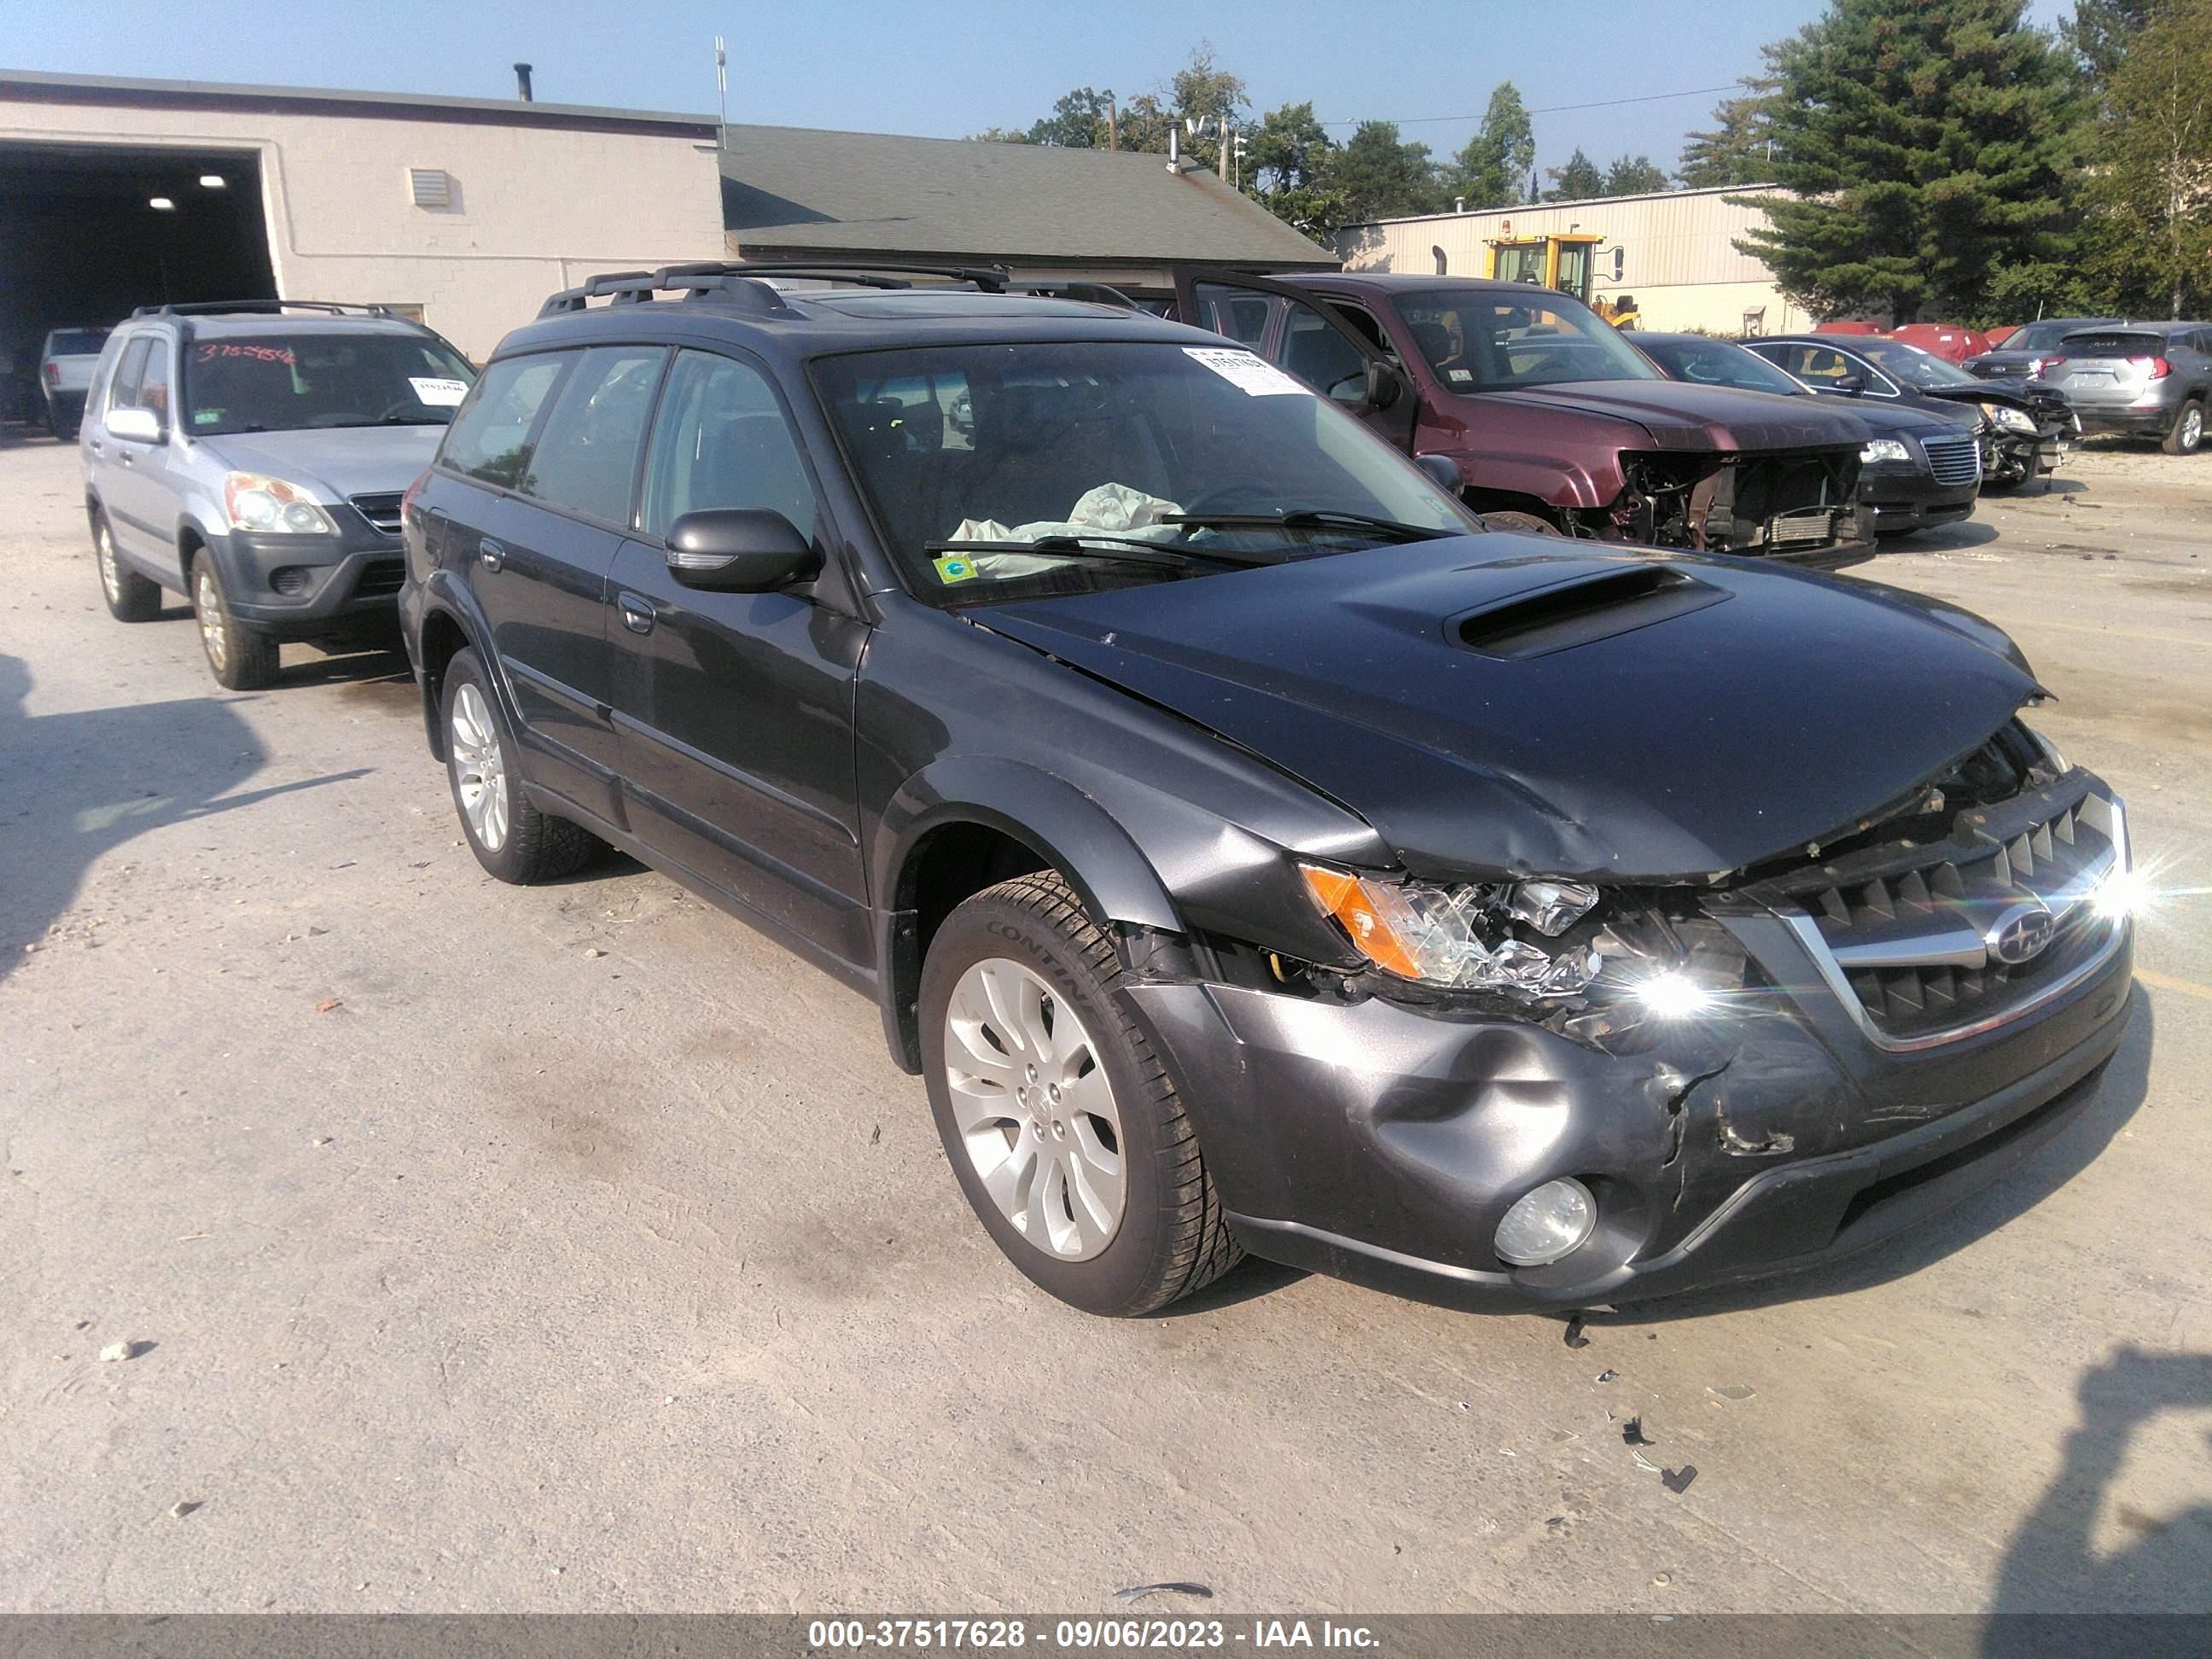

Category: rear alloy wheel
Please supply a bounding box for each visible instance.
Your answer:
[439,647,600,884]
[92,512,160,622]
[2164,398,2203,457]
[191,555,280,690]
[920,871,1243,1316]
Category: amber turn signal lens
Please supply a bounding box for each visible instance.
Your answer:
[1299,864,1422,980]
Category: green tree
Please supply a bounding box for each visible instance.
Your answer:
[1327,121,1445,224]
[1604,154,1671,195]
[1542,148,1605,201]
[1027,87,1117,148]
[1451,83,1536,208]
[1733,0,2087,323]
[1677,75,1782,186]
[2064,0,2160,88]
[1246,102,1351,232]
[2085,0,2212,316]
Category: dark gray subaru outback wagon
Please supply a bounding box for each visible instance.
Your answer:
[399,264,2140,1318]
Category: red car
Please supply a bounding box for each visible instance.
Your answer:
[1174,271,1876,569]
[1889,323,1994,364]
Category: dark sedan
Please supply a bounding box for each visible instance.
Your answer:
[1637,333,1981,538]
[1744,334,2069,492]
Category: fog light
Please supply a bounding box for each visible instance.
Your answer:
[269,566,311,596]
[1494,1177,1596,1267]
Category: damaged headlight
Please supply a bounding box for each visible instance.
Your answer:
[1981,402,2038,434]
[1298,865,1603,995]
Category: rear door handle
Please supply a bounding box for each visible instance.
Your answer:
[479,538,504,573]
[618,592,656,636]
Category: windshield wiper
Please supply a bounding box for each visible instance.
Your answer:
[923,534,1282,569]
[1158,508,1451,544]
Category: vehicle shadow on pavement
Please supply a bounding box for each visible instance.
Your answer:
[1587,987,2155,1324]
[1986,1341,2212,1632]
[1883,521,2003,556]
[0,651,373,988]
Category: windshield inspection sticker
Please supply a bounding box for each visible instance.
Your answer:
[408,376,469,406]
[932,554,978,585]
[1183,346,1311,397]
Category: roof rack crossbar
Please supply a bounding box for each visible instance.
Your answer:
[129,299,400,319]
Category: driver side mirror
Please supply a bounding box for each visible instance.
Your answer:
[665,509,820,592]
[106,406,165,444]
[1832,374,1868,397]
[1362,359,1403,410]
[1414,453,1463,492]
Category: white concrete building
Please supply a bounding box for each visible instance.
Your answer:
[1337,184,1818,337]
[0,71,728,360]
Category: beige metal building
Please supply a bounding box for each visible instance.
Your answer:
[1338,184,1816,337]
[0,70,729,361]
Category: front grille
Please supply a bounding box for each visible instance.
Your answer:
[1790,793,2122,1042]
[349,492,405,535]
[1921,434,1981,486]
[353,559,405,598]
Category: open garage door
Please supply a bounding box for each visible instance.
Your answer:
[1,142,276,426]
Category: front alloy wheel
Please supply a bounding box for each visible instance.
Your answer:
[190,555,279,689]
[943,957,1126,1260]
[920,871,1243,1315]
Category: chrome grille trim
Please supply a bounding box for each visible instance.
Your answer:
[1921,434,1982,487]
[349,492,405,535]
[1777,794,2129,1052]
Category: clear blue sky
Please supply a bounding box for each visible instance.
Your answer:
[10,0,2077,178]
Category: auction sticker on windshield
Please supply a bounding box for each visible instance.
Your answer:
[409,377,470,406]
[1184,347,1310,397]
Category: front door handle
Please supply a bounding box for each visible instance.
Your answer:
[479,538,504,573]
[618,592,656,636]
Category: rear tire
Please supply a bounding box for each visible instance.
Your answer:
[1481,509,1563,536]
[920,871,1243,1317]
[92,511,161,622]
[2163,398,2203,457]
[191,553,280,690]
[440,648,600,884]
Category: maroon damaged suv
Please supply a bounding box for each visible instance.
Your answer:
[1173,271,1877,569]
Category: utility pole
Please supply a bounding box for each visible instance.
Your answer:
[1108,94,1117,151]
[714,35,728,150]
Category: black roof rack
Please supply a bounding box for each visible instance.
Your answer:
[129,299,408,319]
[536,262,1134,318]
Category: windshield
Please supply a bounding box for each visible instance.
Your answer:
[183,332,476,436]
[1852,339,1981,389]
[1637,336,1804,395]
[46,329,109,357]
[1394,289,1658,391]
[813,341,1477,601]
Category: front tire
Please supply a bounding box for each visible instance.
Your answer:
[2163,398,2204,457]
[191,553,279,690]
[440,648,599,884]
[1481,509,1563,536]
[93,512,161,622]
[920,872,1242,1316]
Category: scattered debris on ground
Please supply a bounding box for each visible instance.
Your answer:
[1563,1313,1590,1349]
[1114,1582,1214,1604]
[1622,1417,1654,1446]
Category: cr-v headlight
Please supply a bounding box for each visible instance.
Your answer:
[1298,865,1603,995]
[223,470,338,534]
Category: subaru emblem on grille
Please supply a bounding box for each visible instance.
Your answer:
[1987,899,2058,966]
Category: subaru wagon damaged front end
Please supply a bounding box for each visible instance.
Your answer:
[976,549,2138,1309]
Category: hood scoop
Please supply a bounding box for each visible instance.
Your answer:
[1452,564,1731,659]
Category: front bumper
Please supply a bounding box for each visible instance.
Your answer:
[1860,464,1979,533]
[1126,911,2134,1313]
[214,510,406,638]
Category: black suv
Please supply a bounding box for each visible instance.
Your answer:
[400,265,2139,1319]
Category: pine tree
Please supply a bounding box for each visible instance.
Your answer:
[1542,148,1605,201]
[1328,122,1446,224]
[1452,84,1537,208]
[1604,154,1671,195]
[1678,75,1782,186]
[1734,0,2087,323]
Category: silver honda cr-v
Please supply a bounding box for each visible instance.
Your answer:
[80,300,474,688]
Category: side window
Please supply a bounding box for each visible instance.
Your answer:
[1278,301,1370,401]
[1787,346,1852,385]
[108,337,151,414]
[1190,285,1274,349]
[640,350,817,544]
[517,346,667,525]
[139,341,172,423]
[440,354,568,490]
[1325,302,1395,360]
